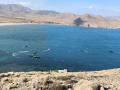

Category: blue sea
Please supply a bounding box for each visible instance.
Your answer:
[0,24,120,72]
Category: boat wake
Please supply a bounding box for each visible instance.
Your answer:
[12,51,30,57]
[42,48,51,52]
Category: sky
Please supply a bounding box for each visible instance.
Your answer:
[0,0,120,16]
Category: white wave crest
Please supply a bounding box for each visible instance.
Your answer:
[12,51,29,57]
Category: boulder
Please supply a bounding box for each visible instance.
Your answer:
[73,80,100,90]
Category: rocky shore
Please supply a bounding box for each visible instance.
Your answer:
[0,68,120,90]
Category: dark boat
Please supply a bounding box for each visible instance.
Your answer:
[28,55,40,59]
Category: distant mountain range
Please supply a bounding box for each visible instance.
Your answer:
[107,16,120,21]
[0,4,120,28]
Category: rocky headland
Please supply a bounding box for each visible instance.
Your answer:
[0,68,120,90]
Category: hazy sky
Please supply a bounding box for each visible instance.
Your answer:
[0,0,120,16]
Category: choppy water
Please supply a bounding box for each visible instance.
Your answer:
[0,24,120,72]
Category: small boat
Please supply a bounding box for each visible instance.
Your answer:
[32,56,40,59]
[28,51,40,59]
[29,55,40,59]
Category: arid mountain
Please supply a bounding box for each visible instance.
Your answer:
[0,4,32,17]
[0,4,120,28]
[0,4,59,17]
[75,14,120,28]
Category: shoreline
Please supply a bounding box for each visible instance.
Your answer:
[0,23,65,26]
[0,23,40,26]
[0,68,119,74]
[0,23,120,29]
[0,68,120,90]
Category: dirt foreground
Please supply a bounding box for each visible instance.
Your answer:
[0,68,120,90]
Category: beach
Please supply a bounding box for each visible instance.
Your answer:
[0,23,40,26]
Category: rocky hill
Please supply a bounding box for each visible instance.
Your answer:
[0,4,120,28]
[74,14,120,28]
[0,68,120,90]
[0,4,59,16]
